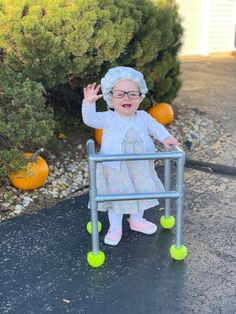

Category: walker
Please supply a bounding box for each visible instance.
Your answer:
[86,139,188,267]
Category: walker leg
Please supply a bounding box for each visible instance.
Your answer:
[170,155,187,260]
[86,158,105,267]
[160,158,175,229]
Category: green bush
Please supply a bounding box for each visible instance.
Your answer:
[0,0,183,107]
[0,64,55,177]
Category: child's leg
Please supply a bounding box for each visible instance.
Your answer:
[129,210,144,221]
[128,210,157,234]
[104,210,123,246]
[108,210,123,228]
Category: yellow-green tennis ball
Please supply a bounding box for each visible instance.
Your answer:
[170,244,188,260]
[160,215,175,229]
[86,221,102,234]
[87,251,105,268]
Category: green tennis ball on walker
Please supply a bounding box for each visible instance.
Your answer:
[160,215,175,229]
[86,221,102,234]
[170,244,188,260]
[87,250,105,268]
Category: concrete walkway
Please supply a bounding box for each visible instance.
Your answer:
[1,57,236,314]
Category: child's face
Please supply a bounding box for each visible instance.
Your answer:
[109,80,142,116]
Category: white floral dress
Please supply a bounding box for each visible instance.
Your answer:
[96,116,165,214]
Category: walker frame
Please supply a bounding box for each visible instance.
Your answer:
[86,139,188,267]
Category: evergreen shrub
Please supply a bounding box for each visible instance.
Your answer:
[0,0,183,110]
[0,65,55,177]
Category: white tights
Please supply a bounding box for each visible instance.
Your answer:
[108,210,144,229]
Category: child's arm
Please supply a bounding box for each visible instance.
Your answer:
[145,112,179,150]
[82,83,108,129]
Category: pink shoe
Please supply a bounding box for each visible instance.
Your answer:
[104,228,122,246]
[128,218,157,235]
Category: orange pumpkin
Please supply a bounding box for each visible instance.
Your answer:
[147,102,174,125]
[8,149,49,190]
[94,128,103,145]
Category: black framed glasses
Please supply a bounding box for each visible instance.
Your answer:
[110,90,141,100]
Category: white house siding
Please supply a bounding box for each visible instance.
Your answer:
[176,0,203,55]
[209,0,236,53]
[176,0,236,56]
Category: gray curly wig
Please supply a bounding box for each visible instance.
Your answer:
[101,66,148,108]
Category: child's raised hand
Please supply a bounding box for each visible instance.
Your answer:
[163,136,179,150]
[83,83,103,105]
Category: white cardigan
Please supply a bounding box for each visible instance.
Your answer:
[82,103,171,170]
